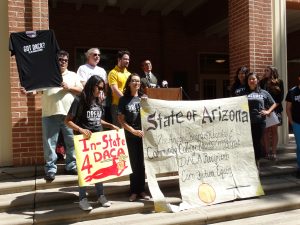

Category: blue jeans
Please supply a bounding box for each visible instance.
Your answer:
[292,122,300,170]
[42,114,76,174]
[79,182,104,200]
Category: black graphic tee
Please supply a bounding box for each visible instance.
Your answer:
[286,86,300,124]
[68,97,104,133]
[241,89,275,123]
[9,30,62,91]
[118,96,141,138]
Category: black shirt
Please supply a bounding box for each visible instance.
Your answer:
[68,97,104,133]
[241,89,275,123]
[9,30,61,91]
[118,96,141,138]
[285,86,300,124]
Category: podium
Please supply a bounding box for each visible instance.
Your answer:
[144,87,182,100]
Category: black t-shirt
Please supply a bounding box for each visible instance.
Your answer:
[241,89,275,123]
[118,96,141,138]
[9,30,61,91]
[261,79,284,113]
[231,84,246,96]
[68,97,104,133]
[285,86,300,124]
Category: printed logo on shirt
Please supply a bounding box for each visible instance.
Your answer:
[86,105,102,127]
[247,93,264,100]
[295,95,300,102]
[23,42,46,54]
[126,102,140,113]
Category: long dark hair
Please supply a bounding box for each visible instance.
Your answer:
[263,66,281,94]
[123,73,143,97]
[80,75,105,107]
[230,66,249,95]
[245,72,261,93]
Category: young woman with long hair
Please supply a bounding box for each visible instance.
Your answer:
[118,73,150,202]
[260,66,284,160]
[65,75,118,211]
[241,72,277,168]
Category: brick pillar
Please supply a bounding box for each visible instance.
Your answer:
[8,0,49,166]
[229,0,273,82]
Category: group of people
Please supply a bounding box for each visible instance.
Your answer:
[21,47,300,210]
[230,65,300,179]
[22,48,156,211]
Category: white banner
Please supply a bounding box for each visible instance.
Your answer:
[141,96,264,212]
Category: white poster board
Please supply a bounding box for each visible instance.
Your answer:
[140,96,264,212]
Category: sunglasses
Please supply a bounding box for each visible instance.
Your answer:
[58,58,68,63]
[93,53,100,57]
[96,85,104,91]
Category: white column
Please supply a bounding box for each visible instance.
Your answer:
[272,0,289,145]
[0,0,12,166]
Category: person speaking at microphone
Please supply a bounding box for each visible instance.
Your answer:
[140,59,158,93]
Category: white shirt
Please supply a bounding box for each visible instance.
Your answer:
[77,63,107,83]
[42,70,82,117]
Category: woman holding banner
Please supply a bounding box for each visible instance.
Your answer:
[65,75,119,211]
[118,73,150,202]
[241,72,277,169]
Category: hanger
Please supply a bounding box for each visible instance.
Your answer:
[25,30,37,38]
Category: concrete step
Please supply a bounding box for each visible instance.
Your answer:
[0,171,299,224]
[0,153,297,196]
[209,208,300,225]
[56,190,300,225]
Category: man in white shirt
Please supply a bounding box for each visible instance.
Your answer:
[22,50,83,181]
[77,48,107,86]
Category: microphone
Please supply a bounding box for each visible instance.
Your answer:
[161,80,168,88]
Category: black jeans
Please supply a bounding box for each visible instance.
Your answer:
[126,136,145,194]
[250,122,266,160]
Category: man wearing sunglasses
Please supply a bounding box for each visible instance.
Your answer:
[21,50,83,181]
[77,48,107,87]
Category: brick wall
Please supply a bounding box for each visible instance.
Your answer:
[49,3,228,100]
[8,0,49,166]
[229,0,273,83]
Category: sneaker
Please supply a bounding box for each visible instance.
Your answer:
[79,198,93,211]
[98,195,111,207]
[129,193,137,202]
[65,168,77,175]
[44,172,55,181]
[139,192,150,200]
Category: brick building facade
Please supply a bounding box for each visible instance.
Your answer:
[1,0,300,166]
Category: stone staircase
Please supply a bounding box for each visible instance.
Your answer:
[0,140,299,225]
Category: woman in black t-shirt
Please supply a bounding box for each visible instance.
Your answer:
[241,72,277,169]
[65,75,118,211]
[118,73,150,202]
[230,66,249,96]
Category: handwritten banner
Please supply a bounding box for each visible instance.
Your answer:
[74,129,132,187]
[141,96,264,211]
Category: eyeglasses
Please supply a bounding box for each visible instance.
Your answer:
[96,86,104,91]
[92,53,100,57]
[58,58,68,63]
[131,80,140,83]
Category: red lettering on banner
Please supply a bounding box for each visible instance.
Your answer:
[94,152,102,162]
[79,138,89,152]
[82,155,93,174]
[102,133,124,149]
[118,148,125,156]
